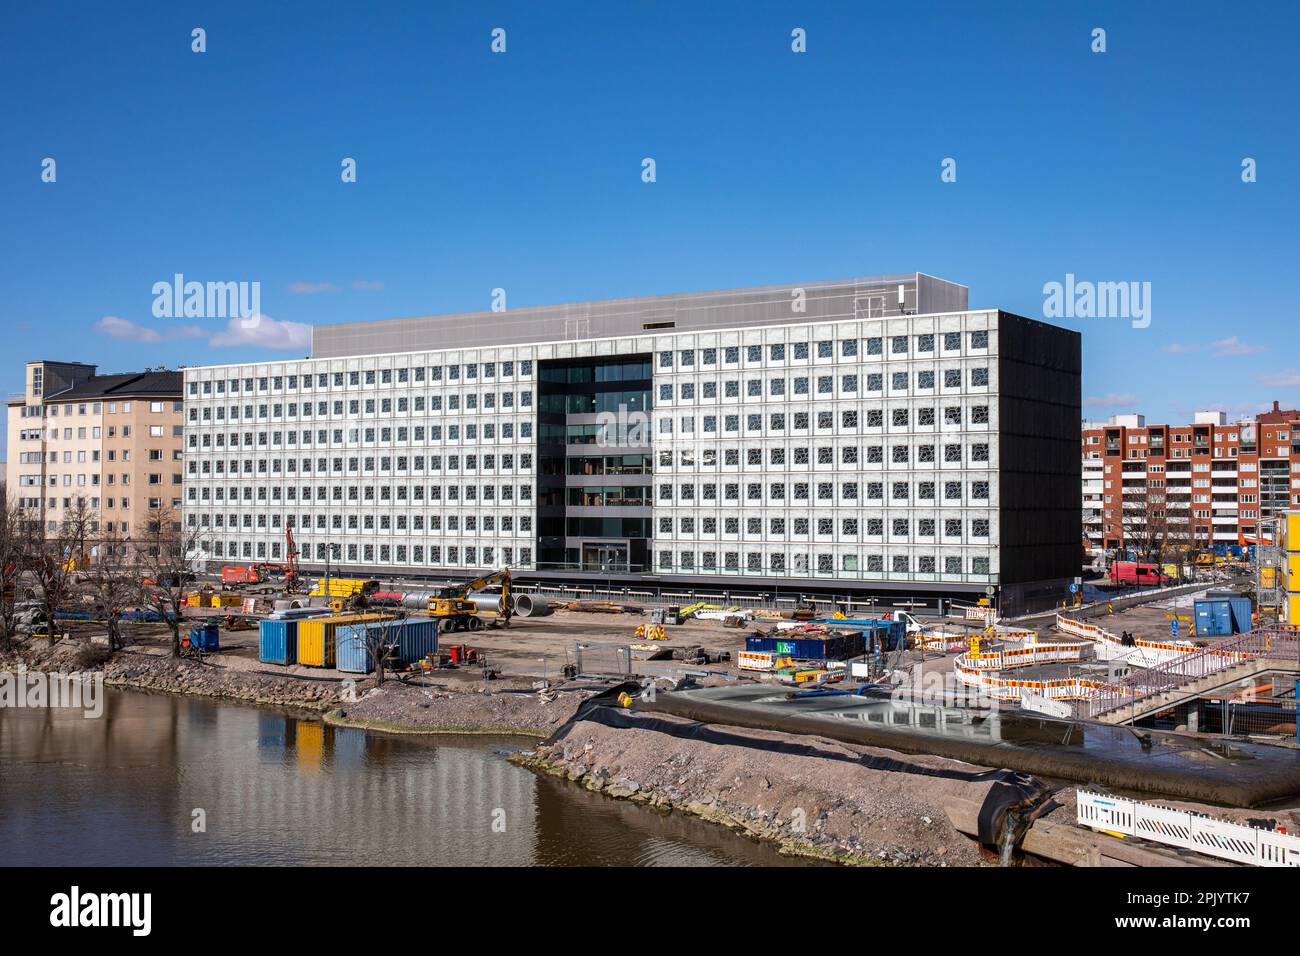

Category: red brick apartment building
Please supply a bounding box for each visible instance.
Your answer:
[1082,401,1300,556]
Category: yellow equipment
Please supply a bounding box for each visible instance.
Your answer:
[311,577,380,599]
[428,568,513,632]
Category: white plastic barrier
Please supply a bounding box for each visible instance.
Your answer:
[1077,790,1300,867]
[1055,613,1203,666]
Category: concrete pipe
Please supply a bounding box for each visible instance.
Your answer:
[514,594,554,618]
[466,592,513,614]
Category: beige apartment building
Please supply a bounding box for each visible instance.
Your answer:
[6,360,184,557]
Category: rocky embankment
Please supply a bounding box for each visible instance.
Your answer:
[513,713,990,866]
[325,681,589,736]
[2,642,341,711]
[104,653,341,710]
[2,641,588,730]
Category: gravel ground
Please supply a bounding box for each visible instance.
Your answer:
[327,681,592,736]
[515,713,991,866]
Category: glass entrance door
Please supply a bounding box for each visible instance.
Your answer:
[582,543,629,572]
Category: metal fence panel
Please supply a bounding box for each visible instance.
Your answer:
[575,643,632,677]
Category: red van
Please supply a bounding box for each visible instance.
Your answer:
[1110,561,1169,587]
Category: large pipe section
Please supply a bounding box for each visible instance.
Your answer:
[466,593,512,614]
[514,593,553,617]
[398,591,515,614]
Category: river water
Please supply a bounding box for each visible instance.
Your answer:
[0,688,807,866]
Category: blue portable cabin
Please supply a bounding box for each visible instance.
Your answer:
[335,619,439,674]
[335,622,375,674]
[258,619,299,664]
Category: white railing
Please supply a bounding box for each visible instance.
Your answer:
[1077,790,1300,867]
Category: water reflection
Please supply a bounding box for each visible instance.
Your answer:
[0,689,810,867]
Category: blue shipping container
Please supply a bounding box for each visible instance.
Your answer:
[335,619,439,674]
[335,623,375,674]
[1215,593,1253,634]
[1194,597,1252,637]
[394,619,439,663]
[259,619,299,664]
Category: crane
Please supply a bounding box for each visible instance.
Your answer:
[246,524,302,593]
[428,568,513,631]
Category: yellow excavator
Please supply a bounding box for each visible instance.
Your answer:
[428,568,513,631]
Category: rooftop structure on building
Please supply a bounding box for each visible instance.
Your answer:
[311,273,969,357]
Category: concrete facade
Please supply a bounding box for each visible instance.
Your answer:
[183,275,1080,614]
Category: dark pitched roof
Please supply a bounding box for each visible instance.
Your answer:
[50,370,183,400]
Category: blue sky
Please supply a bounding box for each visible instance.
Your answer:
[2,0,1297,456]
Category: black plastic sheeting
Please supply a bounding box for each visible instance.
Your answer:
[574,703,1002,784]
[633,685,1300,808]
[975,770,1059,849]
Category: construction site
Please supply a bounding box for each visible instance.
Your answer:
[7,509,1298,870]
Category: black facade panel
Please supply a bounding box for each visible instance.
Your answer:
[997,311,1082,588]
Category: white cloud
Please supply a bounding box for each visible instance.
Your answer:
[1257,369,1300,388]
[1084,392,1139,408]
[95,315,203,343]
[1211,336,1265,356]
[208,313,312,351]
[352,279,384,291]
[288,281,340,295]
[1161,336,1265,357]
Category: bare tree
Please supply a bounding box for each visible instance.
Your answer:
[59,497,96,571]
[86,531,136,653]
[136,505,201,657]
[356,614,403,686]
[30,526,77,649]
[0,498,29,650]
[1120,481,1186,564]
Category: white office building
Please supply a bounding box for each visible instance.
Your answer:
[182,274,1080,614]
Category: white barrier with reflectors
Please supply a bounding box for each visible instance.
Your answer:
[1077,790,1300,867]
[737,651,777,672]
[1021,693,1072,718]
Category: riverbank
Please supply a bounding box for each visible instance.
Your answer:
[512,711,990,866]
[323,681,589,737]
[0,639,586,733]
[2,638,989,864]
